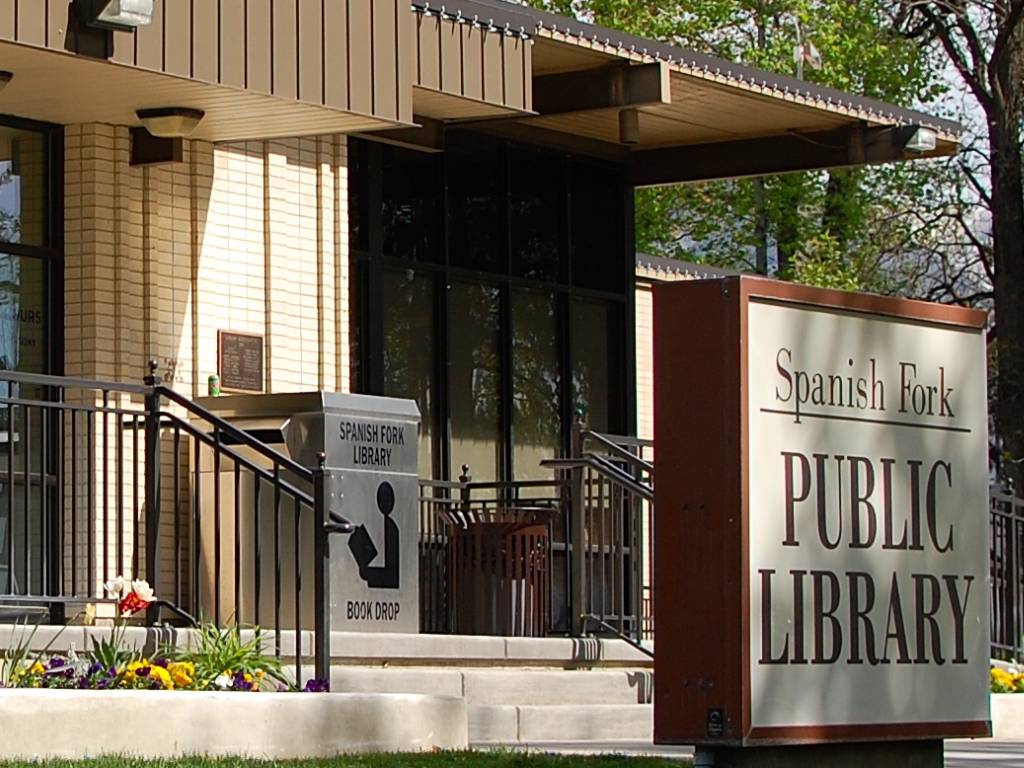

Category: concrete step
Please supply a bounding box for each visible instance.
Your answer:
[469,704,654,744]
[329,667,653,706]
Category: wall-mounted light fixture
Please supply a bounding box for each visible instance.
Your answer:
[0,72,13,93]
[905,126,937,153]
[620,108,640,145]
[83,0,154,32]
[136,107,205,139]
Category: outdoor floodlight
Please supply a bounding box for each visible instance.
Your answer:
[84,0,154,32]
[137,107,205,139]
[901,125,938,154]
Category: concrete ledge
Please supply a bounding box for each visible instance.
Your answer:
[991,694,1020,739]
[469,704,519,743]
[0,689,468,759]
[0,624,653,669]
[469,703,654,744]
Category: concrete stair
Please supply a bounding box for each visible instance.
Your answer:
[329,667,654,744]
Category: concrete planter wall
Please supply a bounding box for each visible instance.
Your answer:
[992,694,1024,739]
[0,689,467,759]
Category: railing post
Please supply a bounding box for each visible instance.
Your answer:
[143,360,162,625]
[459,464,472,518]
[313,452,330,684]
[570,418,586,637]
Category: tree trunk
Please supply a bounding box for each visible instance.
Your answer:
[990,106,1024,486]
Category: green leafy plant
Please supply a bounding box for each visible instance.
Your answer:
[88,623,140,671]
[0,619,67,688]
[160,622,289,691]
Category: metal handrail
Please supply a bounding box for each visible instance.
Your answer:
[157,385,316,483]
[582,429,655,476]
[0,369,151,395]
[542,455,654,501]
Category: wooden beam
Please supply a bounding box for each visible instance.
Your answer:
[630,125,953,186]
[533,62,670,115]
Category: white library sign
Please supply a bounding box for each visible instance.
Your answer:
[746,299,990,730]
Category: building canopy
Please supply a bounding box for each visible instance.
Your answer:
[0,0,958,183]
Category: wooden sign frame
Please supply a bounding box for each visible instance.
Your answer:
[653,275,990,747]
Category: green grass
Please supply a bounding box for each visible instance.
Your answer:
[0,754,687,768]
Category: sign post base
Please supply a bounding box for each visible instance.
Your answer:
[693,740,943,768]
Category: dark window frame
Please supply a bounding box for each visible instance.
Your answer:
[350,132,635,481]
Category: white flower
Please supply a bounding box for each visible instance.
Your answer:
[131,579,155,604]
[103,576,127,598]
[214,673,232,690]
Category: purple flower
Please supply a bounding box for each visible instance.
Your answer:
[152,658,169,669]
[47,658,65,670]
[302,678,329,693]
[136,666,151,678]
[85,662,104,678]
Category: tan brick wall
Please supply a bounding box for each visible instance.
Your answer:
[63,125,351,599]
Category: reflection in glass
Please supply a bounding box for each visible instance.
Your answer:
[511,148,563,282]
[381,270,436,478]
[512,291,560,480]
[571,161,624,293]
[572,300,612,434]
[448,136,504,273]
[449,283,501,481]
[0,255,49,596]
[381,146,440,262]
[0,128,47,247]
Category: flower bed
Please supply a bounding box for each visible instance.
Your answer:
[0,577,468,759]
[2,576,325,693]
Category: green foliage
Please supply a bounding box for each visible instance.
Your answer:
[159,622,289,691]
[88,623,140,670]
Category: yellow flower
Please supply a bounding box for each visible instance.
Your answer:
[29,662,44,675]
[168,661,194,688]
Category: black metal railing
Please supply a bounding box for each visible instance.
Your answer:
[543,424,654,645]
[0,363,351,686]
[992,482,1024,660]
[419,470,566,635]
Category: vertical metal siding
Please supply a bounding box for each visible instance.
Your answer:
[0,0,415,123]
[135,0,164,71]
[271,0,297,100]
[46,0,68,50]
[371,0,397,119]
[416,13,532,113]
[297,0,323,104]
[219,0,246,88]
[416,13,440,91]
[347,1,373,115]
[322,0,348,110]
[246,0,272,94]
[0,0,14,40]
[163,0,190,77]
[17,0,47,46]
[192,0,219,83]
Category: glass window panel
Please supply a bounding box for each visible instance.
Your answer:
[571,161,624,293]
[571,299,614,434]
[381,145,440,262]
[511,148,564,282]
[0,129,47,248]
[447,136,504,273]
[512,290,561,480]
[449,282,502,481]
[0,255,49,594]
[347,138,369,253]
[381,269,437,478]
